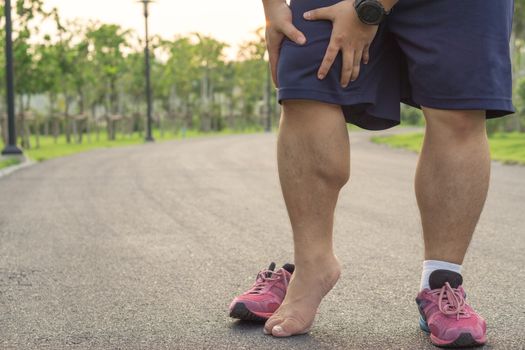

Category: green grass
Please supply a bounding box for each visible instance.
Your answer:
[371,132,525,165]
[371,132,425,153]
[1,127,263,163]
[0,157,21,170]
[487,133,525,164]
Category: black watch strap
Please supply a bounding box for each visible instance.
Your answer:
[354,0,390,25]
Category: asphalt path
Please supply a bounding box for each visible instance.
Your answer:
[1,128,524,349]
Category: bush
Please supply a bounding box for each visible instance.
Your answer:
[401,105,424,126]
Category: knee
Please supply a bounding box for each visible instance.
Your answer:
[423,108,486,141]
[280,99,350,188]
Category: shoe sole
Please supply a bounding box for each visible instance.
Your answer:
[229,302,268,322]
[419,316,486,348]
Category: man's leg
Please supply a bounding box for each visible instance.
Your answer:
[414,107,490,347]
[415,107,490,266]
[264,100,349,337]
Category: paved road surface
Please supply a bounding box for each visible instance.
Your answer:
[1,129,524,349]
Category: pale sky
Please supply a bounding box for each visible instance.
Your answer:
[44,0,266,58]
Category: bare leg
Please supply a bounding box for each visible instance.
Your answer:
[264,100,350,337]
[415,107,490,265]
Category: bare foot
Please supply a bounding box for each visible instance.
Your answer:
[263,255,341,337]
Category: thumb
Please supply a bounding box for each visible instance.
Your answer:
[303,6,334,21]
[268,47,279,87]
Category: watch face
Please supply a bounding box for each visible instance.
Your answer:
[359,3,382,24]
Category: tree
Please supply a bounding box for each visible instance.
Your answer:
[11,0,53,148]
[86,23,130,140]
[193,34,228,131]
[161,36,200,130]
[0,3,6,144]
[33,34,62,143]
[234,28,270,129]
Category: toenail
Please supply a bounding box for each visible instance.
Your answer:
[273,325,283,334]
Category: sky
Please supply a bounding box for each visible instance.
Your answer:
[44,0,267,58]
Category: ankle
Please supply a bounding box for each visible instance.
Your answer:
[294,254,341,283]
[420,260,462,290]
[292,257,341,298]
[294,252,339,269]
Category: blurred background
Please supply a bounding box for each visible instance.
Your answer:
[0,0,524,164]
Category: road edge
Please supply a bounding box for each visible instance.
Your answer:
[0,156,34,180]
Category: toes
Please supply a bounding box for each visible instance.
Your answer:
[263,316,284,335]
[271,317,310,337]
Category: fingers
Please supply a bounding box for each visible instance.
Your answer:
[304,1,375,85]
[269,22,305,86]
[340,49,355,87]
[341,47,364,85]
[280,22,306,45]
[317,40,339,79]
[362,44,370,64]
[303,6,333,21]
[319,44,368,84]
[351,49,363,82]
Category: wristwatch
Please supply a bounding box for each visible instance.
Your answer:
[354,0,390,25]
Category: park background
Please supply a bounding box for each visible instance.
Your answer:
[0,0,525,167]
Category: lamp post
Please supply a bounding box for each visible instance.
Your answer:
[1,0,23,155]
[138,0,154,142]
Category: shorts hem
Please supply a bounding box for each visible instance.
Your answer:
[278,87,365,106]
[278,87,400,131]
[409,94,515,118]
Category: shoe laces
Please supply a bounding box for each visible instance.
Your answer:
[247,269,288,295]
[429,282,470,320]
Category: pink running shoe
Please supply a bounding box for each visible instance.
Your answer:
[229,262,294,322]
[416,270,487,348]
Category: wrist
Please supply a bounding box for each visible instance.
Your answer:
[380,0,397,12]
[262,0,286,18]
[353,0,395,25]
[262,0,285,9]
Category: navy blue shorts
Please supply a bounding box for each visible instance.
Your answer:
[277,0,516,130]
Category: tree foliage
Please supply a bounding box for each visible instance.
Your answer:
[0,4,275,146]
[1,1,525,147]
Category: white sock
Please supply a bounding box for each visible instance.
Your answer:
[420,260,462,290]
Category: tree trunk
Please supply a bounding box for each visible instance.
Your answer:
[65,95,72,144]
[53,117,59,144]
[0,114,7,145]
[90,103,97,144]
[18,95,30,149]
[72,118,79,143]
[35,115,40,149]
[200,69,211,132]
[95,103,100,142]
[49,93,58,143]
